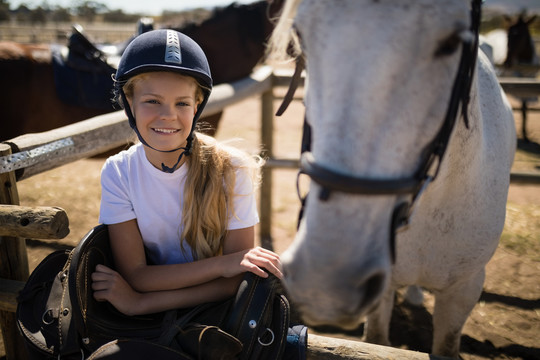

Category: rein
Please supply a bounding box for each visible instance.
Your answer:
[278,0,482,262]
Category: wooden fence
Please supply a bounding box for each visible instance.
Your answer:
[0,23,134,44]
[1,65,539,359]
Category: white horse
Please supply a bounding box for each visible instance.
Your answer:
[269,0,516,358]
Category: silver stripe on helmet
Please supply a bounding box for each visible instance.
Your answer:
[164,30,182,64]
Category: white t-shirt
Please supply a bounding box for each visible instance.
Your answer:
[99,143,259,265]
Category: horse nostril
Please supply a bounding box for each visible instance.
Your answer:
[358,272,387,312]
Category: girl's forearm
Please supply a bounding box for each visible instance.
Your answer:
[132,276,242,316]
[125,254,231,292]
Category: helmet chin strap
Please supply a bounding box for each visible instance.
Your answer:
[161,134,194,173]
[121,91,195,173]
[160,147,188,173]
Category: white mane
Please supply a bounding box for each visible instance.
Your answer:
[266,0,302,61]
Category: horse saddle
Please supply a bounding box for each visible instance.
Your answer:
[17,224,308,359]
[50,24,145,110]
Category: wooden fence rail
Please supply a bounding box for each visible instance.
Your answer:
[0,205,69,239]
[0,23,134,44]
[0,65,537,359]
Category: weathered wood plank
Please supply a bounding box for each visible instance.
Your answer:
[204,65,273,115]
[510,171,540,184]
[0,278,25,313]
[499,77,540,98]
[0,144,29,360]
[306,334,451,360]
[0,205,69,239]
[4,110,133,181]
[260,88,275,250]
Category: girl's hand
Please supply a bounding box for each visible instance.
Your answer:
[224,247,283,280]
[91,264,142,316]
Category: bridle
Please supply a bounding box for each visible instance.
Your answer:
[277,0,482,262]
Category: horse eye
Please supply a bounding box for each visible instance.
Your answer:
[434,32,462,57]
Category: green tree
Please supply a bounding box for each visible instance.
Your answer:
[51,6,71,22]
[15,4,31,22]
[30,5,47,24]
[103,9,140,23]
[75,1,107,23]
[0,0,10,21]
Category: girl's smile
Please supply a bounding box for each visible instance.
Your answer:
[153,128,180,134]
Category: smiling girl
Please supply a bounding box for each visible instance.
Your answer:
[91,29,282,316]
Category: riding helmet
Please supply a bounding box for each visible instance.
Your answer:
[116,28,212,125]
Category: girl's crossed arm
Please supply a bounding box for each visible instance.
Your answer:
[91,220,282,315]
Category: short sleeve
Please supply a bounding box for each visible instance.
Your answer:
[99,157,137,225]
[227,165,259,230]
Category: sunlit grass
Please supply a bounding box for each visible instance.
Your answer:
[501,203,540,262]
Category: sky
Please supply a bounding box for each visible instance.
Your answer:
[8,0,259,16]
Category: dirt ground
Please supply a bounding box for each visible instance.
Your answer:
[1,84,539,359]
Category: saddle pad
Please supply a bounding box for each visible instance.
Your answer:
[51,44,116,110]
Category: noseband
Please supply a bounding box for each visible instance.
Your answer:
[278,0,482,263]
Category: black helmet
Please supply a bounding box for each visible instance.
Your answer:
[116,29,212,126]
[116,29,211,90]
[115,29,213,172]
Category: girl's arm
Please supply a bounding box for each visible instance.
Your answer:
[93,220,282,315]
[106,220,225,292]
[92,266,242,316]
[106,220,281,293]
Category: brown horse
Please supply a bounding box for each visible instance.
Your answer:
[504,13,538,68]
[0,0,283,143]
[0,41,108,141]
[501,13,538,142]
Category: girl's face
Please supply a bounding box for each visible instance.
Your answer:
[127,71,200,168]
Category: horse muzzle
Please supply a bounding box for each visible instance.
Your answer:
[280,231,390,328]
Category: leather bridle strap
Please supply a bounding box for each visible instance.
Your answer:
[300,152,419,201]
[276,56,305,117]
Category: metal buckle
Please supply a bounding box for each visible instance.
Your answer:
[42,309,55,325]
[258,328,275,346]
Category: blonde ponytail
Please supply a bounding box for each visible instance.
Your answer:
[180,133,262,259]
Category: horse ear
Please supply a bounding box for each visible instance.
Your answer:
[267,0,285,21]
[526,15,537,26]
[267,0,284,9]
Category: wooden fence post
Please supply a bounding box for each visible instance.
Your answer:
[0,143,29,360]
[306,334,452,360]
[260,88,275,250]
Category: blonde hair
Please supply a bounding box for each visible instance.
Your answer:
[120,71,262,260]
[182,133,263,260]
